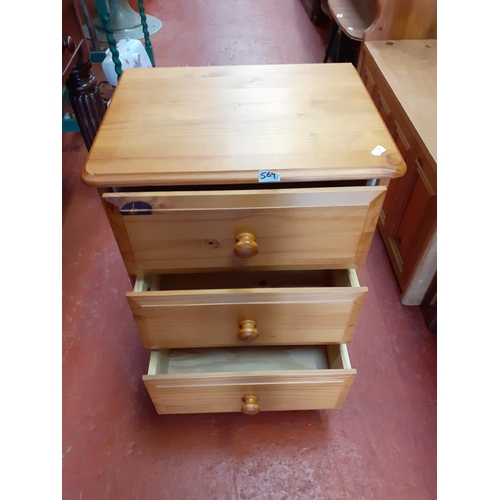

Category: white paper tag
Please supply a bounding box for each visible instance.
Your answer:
[371,145,386,156]
[258,170,281,182]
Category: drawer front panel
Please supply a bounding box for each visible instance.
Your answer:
[144,378,353,414]
[128,286,367,348]
[103,186,386,274]
[143,346,356,414]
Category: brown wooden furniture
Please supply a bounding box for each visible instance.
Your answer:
[82,63,405,415]
[358,38,436,316]
[353,0,437,71]
[327,0,438,331]
[323,0,437,64]
[328,0,376,40]
[359,0,437,54]
[323,0,377,64]
[63,0,106,150]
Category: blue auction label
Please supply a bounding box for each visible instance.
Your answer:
[258,170,281,182]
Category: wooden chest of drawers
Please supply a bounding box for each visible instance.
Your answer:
[82,63,405,415]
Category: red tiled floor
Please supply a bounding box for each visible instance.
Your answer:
[63,1,436,498]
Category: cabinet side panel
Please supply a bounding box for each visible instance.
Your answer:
[354,189,386,271]
[102,196,138,274]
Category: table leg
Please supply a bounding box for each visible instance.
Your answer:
[324,23,339,63]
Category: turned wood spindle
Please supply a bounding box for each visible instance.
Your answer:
[66,59,107,150]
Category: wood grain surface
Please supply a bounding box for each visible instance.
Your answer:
[364,40,436,164]
[143,345,356,414]
[128,269,367,348]
[83,64,405,186]
[103,186,386,274]
[363,0,437,43]
[327,0,377,40]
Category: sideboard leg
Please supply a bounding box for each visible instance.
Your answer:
[66,58,107,150]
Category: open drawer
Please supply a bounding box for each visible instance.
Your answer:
[127,269,367,348]
[102,186,386,274]
[144,344,356,414]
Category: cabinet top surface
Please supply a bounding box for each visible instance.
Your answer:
[83,63,405,186]
[365,40,437,164]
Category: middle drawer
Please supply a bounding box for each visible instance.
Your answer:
[127,269,367,349]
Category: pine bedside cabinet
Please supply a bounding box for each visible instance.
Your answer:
[82,63,406,415]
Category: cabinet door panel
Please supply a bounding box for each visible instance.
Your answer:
[393,158,436,266]
[361,65,379,105]
[377,92,394,134]
[380,122,413,230]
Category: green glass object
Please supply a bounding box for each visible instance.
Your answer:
[95,0,123,79]
[138,0,155,66]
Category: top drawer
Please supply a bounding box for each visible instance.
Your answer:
[102,186,386,274]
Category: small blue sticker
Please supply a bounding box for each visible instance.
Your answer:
[258,170,281,182]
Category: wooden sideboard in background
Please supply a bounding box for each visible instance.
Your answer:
[311,0,438,332]
[359,40,436,309]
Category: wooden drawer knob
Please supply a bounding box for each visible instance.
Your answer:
[234,232,259,258]
[238,320,259,341]
[241,395,260,415]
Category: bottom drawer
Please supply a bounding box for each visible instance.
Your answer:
[143,344,356,414]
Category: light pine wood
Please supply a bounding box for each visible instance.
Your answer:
[352,183,386,271]
[339,343,352,369]
[86,64,397,414]
[329,269,363,340]
[143,345,356,414]
[364,0,437,43]
[127,269,367,348]
[133,272,146,292]
[102,186,386,275]
[82,64,406,187]
[356,0,436,70]
[348,269,360,288]
[234,233,259,259]
[241,396,260,415]
[327,0,377,40]
[98,188,137,272]
[363,40,437,165]
[237,320,259,342]
[147,349,170,375]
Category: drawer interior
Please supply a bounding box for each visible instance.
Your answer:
[108,179,369,193]
[136,268,360,292]
[143,345,356,413]
[147,344,351,376]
